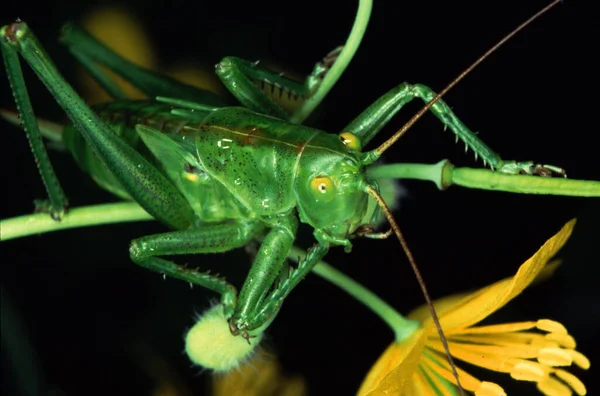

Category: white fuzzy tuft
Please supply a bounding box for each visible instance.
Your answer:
[185,305,261,372]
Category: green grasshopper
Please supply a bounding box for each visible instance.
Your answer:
[1,0,595,390]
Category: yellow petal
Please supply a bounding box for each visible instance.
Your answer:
[432,220,576,331]
[531,259,563,286]
[420,350,483,392]
[358,329,429,396]
[419,363,459,396]
[360,221,578,396]
[447,321,537,335]
[408,292,472,323]
[413,368,432,395]
[447,339,540,359]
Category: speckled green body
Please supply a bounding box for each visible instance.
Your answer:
[63,100,368,229]
[1,8,576,375]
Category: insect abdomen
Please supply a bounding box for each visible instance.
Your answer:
[62,100,209,200]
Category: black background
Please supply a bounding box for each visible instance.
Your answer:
[2,0,599,395]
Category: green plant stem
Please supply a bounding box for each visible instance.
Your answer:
[288,246,419,342]
[0,202,152,241]
[4,161,600,241]
[368,161,600,196]
[368,160,447,189]
[450,167,600,196]
[291,0,372,123]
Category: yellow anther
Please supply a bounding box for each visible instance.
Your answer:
[537,319,568,334]
[554,369,587,395]
[510,361,547,381]
[475,381,507,396]
[538,348,573,367]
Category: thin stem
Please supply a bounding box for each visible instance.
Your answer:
[3,161,599,241]
[0,202,152,241]
[450,167,600,196]
[368,161,448,190]
[288,245,419,342]
[368,162,600,197]
[291,0,372,123]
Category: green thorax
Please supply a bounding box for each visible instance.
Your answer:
[193,107,356,219]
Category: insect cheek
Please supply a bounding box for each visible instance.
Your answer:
[310,176,336,203]
[339,132,362,151]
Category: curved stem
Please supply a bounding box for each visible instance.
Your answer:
[291,0,372,123]
[288,246,419,342]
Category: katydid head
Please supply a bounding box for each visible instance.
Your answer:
[294,132,371,240]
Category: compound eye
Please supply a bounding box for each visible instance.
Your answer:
[310,176,335,203]
[339,132,362,151]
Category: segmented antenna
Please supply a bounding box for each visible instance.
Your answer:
[363,1,563,394]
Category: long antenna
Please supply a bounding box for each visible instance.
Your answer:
[366,186,466,394]
[363,1,563,393]
[371,0,562,160]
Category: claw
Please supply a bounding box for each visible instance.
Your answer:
[33,199,68,221]
[498,161,567,177]
[529,164,567,178]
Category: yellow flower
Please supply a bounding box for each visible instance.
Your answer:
[78,7,224,105]
[212,350,306,396]
[359,220,590,396]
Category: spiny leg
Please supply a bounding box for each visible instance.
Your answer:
[129,221,265,317]
[229,214,298,336]
[59,23,224,106]
[1,22,195,230]
[1,27,68,220]
[215,47,343,122]
[245,242,329,332]
[347,83,565,176]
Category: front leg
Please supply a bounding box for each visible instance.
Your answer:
[347,83,565,176]
[246,241,329,332]
[229,213,298,336]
